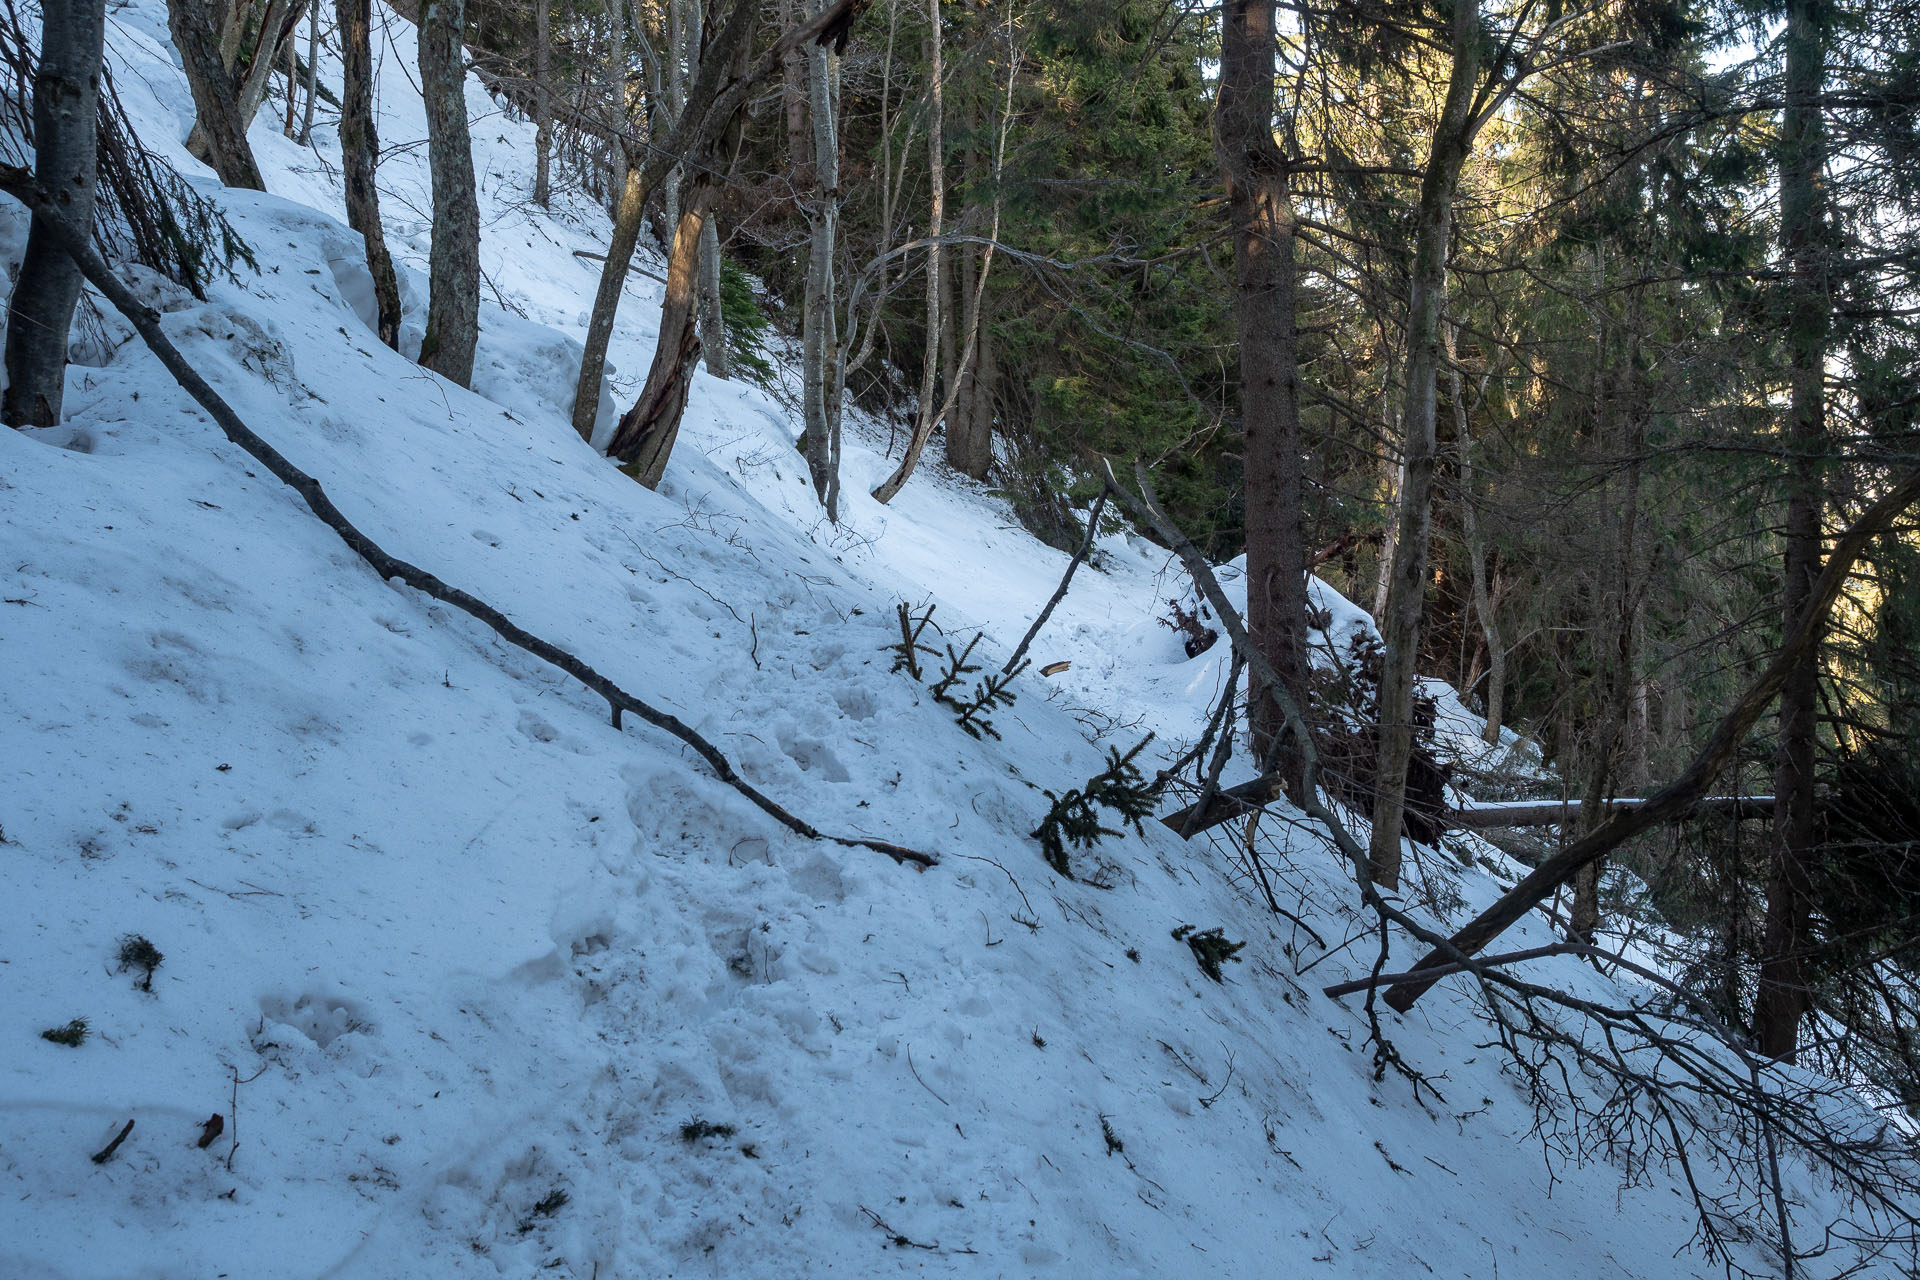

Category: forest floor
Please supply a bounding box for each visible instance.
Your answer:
[0,3,1910,1275]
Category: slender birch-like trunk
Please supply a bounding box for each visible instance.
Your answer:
[1368,0,1483,890]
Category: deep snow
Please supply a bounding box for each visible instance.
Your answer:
[0,3,1909,1276]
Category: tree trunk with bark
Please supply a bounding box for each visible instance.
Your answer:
[166,0,266,189]
[1754,0,1829,1063]
[1368,0,1482,890]
[532,0,552,206]
[607,190,711,484]
[296,0,319,143]
[3,0,105,427]
[1216,0,1310,801]
[944,253,994,481]
[417,0,480,386]
[801,9,841,513]
[697,217,728,378]
[335,0,401,349]
[869,4,946,506]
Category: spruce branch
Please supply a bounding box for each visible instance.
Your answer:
[1030,736,1156,877]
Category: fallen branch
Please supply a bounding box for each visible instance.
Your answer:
[1321,942,1583,998]
[1002,491,1107,676]
[570,247,668,286]
[0,168,935,871]
[1384,467,1920,1012]
[91,1118,134,1164]
[1447,795,1776,829]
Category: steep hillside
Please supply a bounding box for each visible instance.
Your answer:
[0,5,1908,1277]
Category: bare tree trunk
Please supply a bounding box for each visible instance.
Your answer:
[607,191,710,484]
[282,14,297,135]
[3,0,104,427]
[602,0,628,210]
[1368,0,1482,890]
[571,164,644,441]
[944,255,993,480]
[335,0,401,349]
[232,0,297,141]
[167,0,266,189]
[183,0,297,172]
[801,7,840,512]
[781,0,808,176]
[696,217,728,378]
[868,1,945,505]
[1216,0,1309,801]
[296,0,320,144]
[417,0,480,386]
[683,0,723,376]
[600,0,856,479]
[532,0,552,206]
[568,0,662,439]
[1454,336,1505,745]
[1755,0,1829,1063]
[1371,353,1400,620]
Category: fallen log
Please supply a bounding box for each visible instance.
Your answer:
[1448,795,1777,829]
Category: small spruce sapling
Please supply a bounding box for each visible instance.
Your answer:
[1171,925,1244,982]
[942,658,1028,740]
[40,1018,88,1047]
[926,632,985,703]
[1030,736,1156,877]
[888,602,940,680]
[680,1118,737,1143]
[116,934,163,992]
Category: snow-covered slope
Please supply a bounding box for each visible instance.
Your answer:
[0,5,1905,1276]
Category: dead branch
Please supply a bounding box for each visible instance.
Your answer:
[90,1118,134,1164]
[0,167,935,871]
[1003,491,1107,676]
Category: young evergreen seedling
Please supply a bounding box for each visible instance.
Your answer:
[943,658,1027,740]
[926,632,985,703]
[40,1018,88,1047]
[116,934,163,992]
[887,602,940,680]
[1030,736,1156,877]
[680,1118,736,1143]
[1172,924,1245,982]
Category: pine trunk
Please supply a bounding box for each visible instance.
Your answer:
[532,0,552,206]
[1754,0,1828,1063]
[417,0,480,386]
[3,0,105,427]
[296,0,319,143]
[335,0,401,349]
[571,163,646,442]
[696,216,728,379]
[868,5,946,505]
[801,17,840,512]
[1217,0,1309,800]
